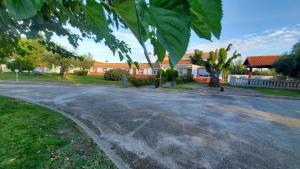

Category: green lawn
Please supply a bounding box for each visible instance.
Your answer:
[235,86,300,97]
[0,96,116,169]
[0,72,121,86]
[163,82,199,90]
[166,81,300,98]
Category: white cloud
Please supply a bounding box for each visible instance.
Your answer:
[51,24,300,62]
[188,24,300,58]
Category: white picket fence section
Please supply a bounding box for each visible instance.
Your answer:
[229,77,300,90]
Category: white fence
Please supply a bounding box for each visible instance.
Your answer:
[229,77,300,90]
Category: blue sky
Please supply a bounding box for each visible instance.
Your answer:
[52,0,300,62]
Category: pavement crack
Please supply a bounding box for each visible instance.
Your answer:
[127,112,159,137]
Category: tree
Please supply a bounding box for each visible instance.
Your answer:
[6,38,49,73]
[74,53,95,71]
[7,57,36,72]
[191,44,241,87]
[0,0,223,68]
[43,53,75,80]
[228,59,248,75]
[273,41,300,78]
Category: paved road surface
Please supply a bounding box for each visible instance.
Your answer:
[0,83,300,169]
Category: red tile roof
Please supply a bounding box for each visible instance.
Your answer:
[243,55,282,68]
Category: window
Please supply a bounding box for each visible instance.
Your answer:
[153,69,159,75]
[177,68,184,76]
[138,69,144,74]
[198,68,210,77]
[103,68,107,72]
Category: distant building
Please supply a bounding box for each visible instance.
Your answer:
[89,53,213,81]
[1,52,223,82]
[243,55,282,69]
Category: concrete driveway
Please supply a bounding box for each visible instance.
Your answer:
[0,83,300,169]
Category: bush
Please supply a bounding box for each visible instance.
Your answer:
[31,71,45,76]
[129,77,146,87]
[252,69,277,76]
[156,69,166,78]
[177,72,194,83]
[104,69,130,81]
[144,77,156,85]
[156,68,178,82]
[165,69,178,81]
[73,70,88,76]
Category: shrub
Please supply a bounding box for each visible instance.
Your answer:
[73,70,88,76]
[156,69,178,81]
[129,77,146,87]
[177,72,194,83]
[156,69,166,78]
[165,69,178,81]
[31,71,45,76]
[144,77,156,85]
[104,69,130,81]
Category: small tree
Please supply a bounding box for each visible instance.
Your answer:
[191,44,240,87]
[228,59,248,75]
[43,53,74,80]
[74,53,95,71]
[273,41,300,78]
[6,57,36,72]
[6,38,49,73]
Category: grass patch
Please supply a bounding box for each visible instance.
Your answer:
[227,85,300,97]
[0,96,116,169]
[0,72,121,86]
[163,82,199,90]
[243,86,300,97]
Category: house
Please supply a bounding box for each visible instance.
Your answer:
[160,53,210,79]
[89,62,160,78]
[89,53,212,81]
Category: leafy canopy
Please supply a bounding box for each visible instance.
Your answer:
[191,44,240,87]
[6,38,48,72]
[0,0,223,67]
[273,41,300,77]
[191,44,241,73]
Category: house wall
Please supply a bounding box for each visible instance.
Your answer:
[0,64,11,72]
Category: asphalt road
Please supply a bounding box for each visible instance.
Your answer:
[0,83,300,169]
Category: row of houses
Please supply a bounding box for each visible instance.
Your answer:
[1,53,282,82]
[89,53,211,80]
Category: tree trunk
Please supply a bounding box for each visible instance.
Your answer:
[159,63,162,88]
[60,66,68,80]
[209,68,220,87]
[62,71,68,80]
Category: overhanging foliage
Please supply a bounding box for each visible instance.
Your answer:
[0,0,223,67]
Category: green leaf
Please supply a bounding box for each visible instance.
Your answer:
[127,60,132,68]
[118,51,124,61]
[189,0,223,39]
[6,0,45,19]
[85,0,110,42]
[133,61,139,70]
[112,0,148,42]
[138,3,191,67]
[151,38,166,62]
